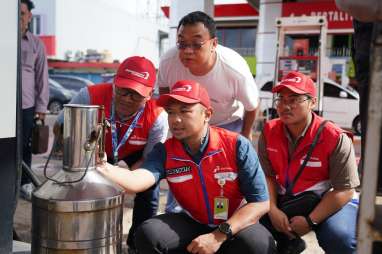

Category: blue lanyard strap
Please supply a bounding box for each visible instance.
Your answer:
[111,98,144,165]
[171,149,222,225]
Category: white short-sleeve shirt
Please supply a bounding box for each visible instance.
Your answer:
[157,45,259,126]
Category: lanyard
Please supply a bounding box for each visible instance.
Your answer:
[110,98,144,165]
[285,166,291,190]
[217,178,226,196]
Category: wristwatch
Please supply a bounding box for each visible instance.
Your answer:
[305,215,318,230]
[218,222,233,239]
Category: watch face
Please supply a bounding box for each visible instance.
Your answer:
[219,222,231,234]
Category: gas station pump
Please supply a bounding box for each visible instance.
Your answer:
[272,16,328,118]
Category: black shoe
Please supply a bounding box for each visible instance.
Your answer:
[277,237,306,254]
[127,245,137,254]
[127,235,137,254]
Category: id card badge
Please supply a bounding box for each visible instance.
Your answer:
[214,197,229,220]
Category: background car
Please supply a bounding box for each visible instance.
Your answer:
[49,74,94,93]
[259,78,361,135]
[48,79,76,114]
[101,73,115,83]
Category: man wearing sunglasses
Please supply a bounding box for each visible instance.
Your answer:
[258,71,359,254]
[158,11,259,141]
[54,56,169,253]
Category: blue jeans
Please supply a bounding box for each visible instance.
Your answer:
[315,200,358,254]
[261,200,358,254]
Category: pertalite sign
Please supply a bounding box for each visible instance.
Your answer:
[282,1,353,30]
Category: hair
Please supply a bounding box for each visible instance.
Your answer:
[21,0,35,11]
[177,11,216,38]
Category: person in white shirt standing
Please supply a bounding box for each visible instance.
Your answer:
[158,11,259,141]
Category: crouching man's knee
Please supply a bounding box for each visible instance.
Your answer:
[316,224,357,254]
[135,219,172,254]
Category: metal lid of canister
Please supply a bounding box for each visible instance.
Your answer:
[32,170,125,212]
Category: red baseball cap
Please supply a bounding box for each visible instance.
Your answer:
[114,56,156,97]
[157,80,211,108]
[272,71,317,97]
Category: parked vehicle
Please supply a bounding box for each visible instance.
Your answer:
[101,73,115,83]
[49,74,94,93]
[259,78,361,134]
[48,79,75,114]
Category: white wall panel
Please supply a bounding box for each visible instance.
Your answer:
[0,0,17,138]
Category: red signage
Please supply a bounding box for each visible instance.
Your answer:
[215,4,259,17]
[39,35,56,56]
[48,61,120,70]
[282,1,353,30]
[161,4,258,19]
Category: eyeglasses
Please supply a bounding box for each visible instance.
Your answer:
[176,40,209,50]
[274,95,311,108]
[115,88,146,102]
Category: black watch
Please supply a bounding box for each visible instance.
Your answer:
[305,215,318,230]
[218,222,233,239]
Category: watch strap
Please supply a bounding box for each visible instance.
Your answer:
[218,222,233,239]
[305,215,318,230]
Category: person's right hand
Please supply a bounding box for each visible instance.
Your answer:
[96,161,114,177]
[96,151,108,165]
[268,207,295,238]
[35,112,46,121]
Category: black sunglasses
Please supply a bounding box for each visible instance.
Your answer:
[176,40,209,50]
[115,88,145,102]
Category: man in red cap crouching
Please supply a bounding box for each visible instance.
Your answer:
[54,56,169,252]
[97,80,277,254]
[258,71,359,254]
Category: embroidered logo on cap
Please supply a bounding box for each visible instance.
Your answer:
[172,84,192,92]
[125,68,150,80]
[282,76,302,83]
[282,77,302,83]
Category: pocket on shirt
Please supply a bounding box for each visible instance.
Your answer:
[22,50,37,72]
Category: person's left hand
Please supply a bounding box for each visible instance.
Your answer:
[186,231,225,254]
[35,112,46,120]
[289,216,311,236]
